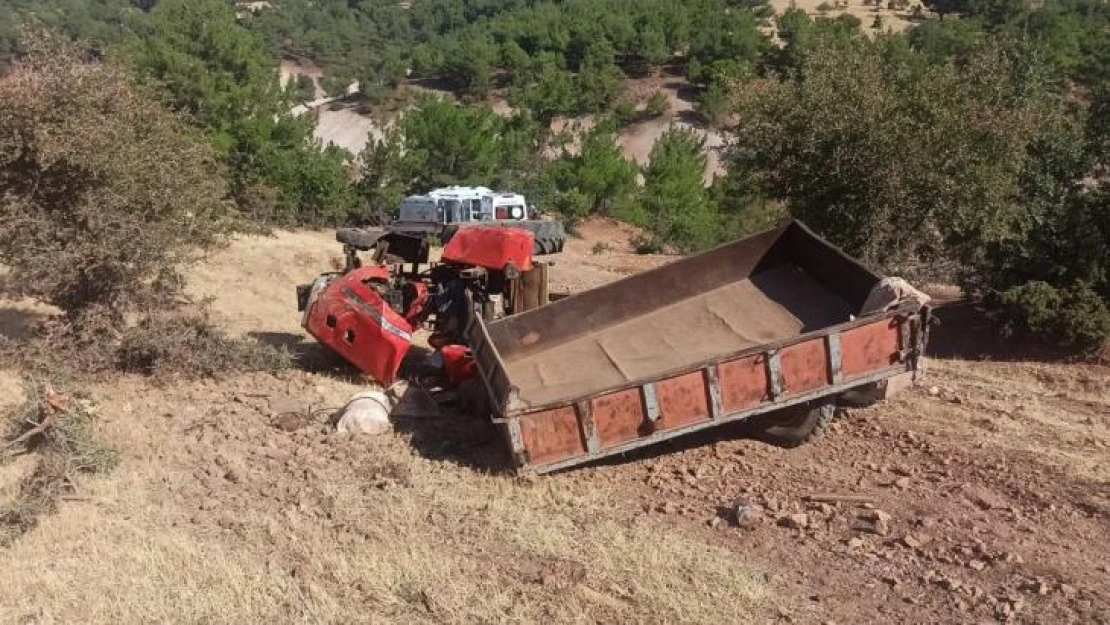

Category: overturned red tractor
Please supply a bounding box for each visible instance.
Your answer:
[296,226,546,385]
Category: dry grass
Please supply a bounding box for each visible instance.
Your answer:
[893,359,1109,483]
[0,372,767,624]
[0,380,118,545]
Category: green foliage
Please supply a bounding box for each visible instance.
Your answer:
[0,31,231,323]
[545,122,639,220]
[508,52,577,122]
[906,16,984,62]
[646,91,671,118]
[1000,282,1110,350]
[697,82,730,128]
[627,126,719,253]
[710,168,786,238]
[733,33,1065,269]
[127,0,357,225]
[358,97,550,214]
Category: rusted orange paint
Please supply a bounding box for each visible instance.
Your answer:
[841,318,900,378]
[657,371,711,429]
[718,355,767,413]
[519,406,583,466]
[780,339,829,396]
[591,388,646,448]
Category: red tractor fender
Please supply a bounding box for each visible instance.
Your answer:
[302,266,413,385]
[441,226,534,272]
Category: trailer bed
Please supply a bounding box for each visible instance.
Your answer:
[468,220,929,474]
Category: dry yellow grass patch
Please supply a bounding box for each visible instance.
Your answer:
[895,359,1109,482]
[0,371,768,624]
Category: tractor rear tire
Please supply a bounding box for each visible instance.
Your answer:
[744,402,838,448]
[336,228,384,251]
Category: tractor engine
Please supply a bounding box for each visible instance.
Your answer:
[297,226,540,386]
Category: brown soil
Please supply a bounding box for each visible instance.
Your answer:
[0,220,1106,623]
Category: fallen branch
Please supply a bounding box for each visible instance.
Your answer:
[804,493,876,505]
[5,385,66,448]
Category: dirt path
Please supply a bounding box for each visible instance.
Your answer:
[0,222,1106,623]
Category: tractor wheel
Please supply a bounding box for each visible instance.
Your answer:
[336,227,384,251]
[744,401,838,448]
[530,221,566,256]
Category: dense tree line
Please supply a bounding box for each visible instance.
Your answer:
[1,0,1106,349]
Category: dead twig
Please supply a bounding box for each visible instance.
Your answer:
[5,385,65,448]
[803,493,877,505]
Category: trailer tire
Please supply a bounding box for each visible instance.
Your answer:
[746,402,838,448]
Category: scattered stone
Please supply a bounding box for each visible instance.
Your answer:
[969,489,1006,511]
[902,534,930,549]
[968,559,986,571]
[778,513,809,529]
[865,509,892,523]
[847,537,865,549]
[894,477,911,489]
[269,395,310,417]
[734,502,765,529]
[873,518,892,536]
[707,517,724,529]
[881,575,900,587]
[928,386,940,396]
[1059,583,1077,598]
[656,501,677,514]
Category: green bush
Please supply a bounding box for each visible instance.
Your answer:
[647,91,671,117]
[1000,282,1110,351]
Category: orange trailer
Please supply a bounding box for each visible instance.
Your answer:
[466,221,930,474]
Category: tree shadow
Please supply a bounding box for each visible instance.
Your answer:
[549,419,765,475]
[247,330,364,378]
[0,307,50,341]
[676,109,709,129]
[926,299,1078,362]
[390,383,513,473]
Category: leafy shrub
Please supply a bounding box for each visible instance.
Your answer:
[613,100,639,126]
[0,31,231,325]
[999,282,1110,351]
[1,380,118,544]
[117,311,291,380]
[816,2,834,12]
[646,91,671,117]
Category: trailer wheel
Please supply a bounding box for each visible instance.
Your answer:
[746,402,838,448]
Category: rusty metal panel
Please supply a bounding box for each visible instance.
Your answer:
[591,388,647,447]
[718,354,768,413]
[780,338,830,396]
[656,371,711,430]
[840,318,901,379]
[517,406,584,467]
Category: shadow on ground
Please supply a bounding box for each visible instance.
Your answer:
[926,299,1079,362]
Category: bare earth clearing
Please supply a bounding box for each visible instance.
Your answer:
[0,220,1106,624]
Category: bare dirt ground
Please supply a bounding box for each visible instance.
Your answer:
[1,221,1107,623]
[768,0,926,34]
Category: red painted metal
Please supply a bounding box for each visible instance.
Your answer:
[780,339,830,397]
[518,406,583,466]
[718,354,768,413]
[656,371,711,430]
[440,344,478,386]
[303,266,414,385]
[840,318,901,378]
[441,227,534,272]
[592,388,646,447]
